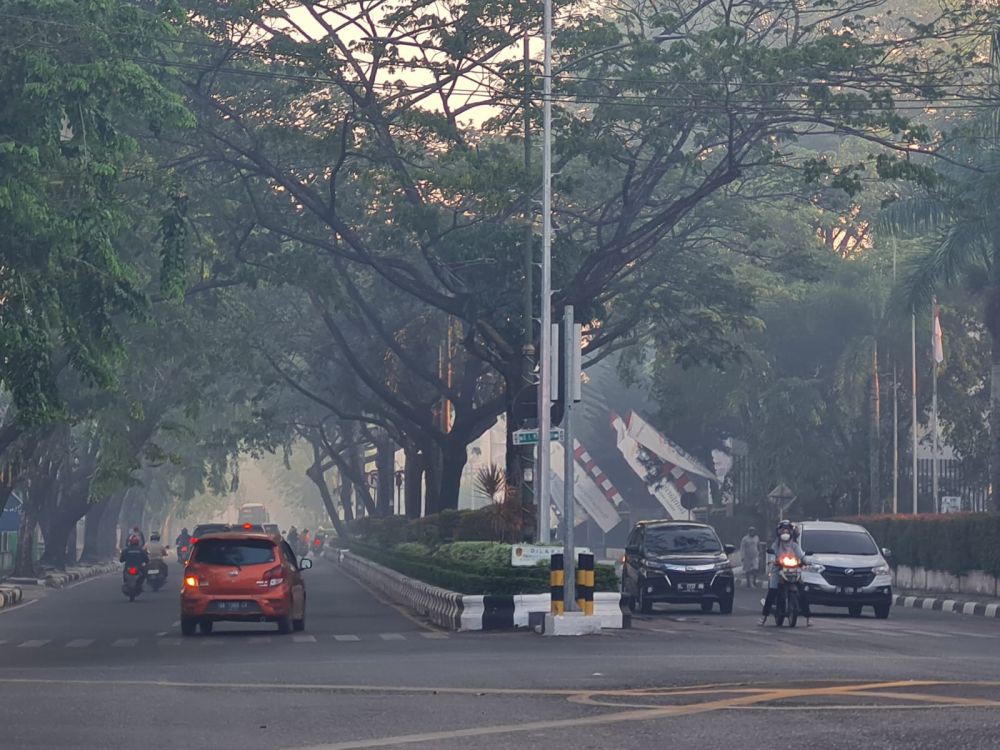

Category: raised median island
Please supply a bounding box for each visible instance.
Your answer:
[338,511,627,631]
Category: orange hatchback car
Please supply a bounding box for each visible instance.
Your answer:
[180,531,311,636]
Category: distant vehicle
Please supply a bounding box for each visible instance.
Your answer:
[263,523,280,538]
[190,523,232,544]
[797,521,893,619]
[181,530,311,636]
[237,503,269,526]
[621,520,736,615]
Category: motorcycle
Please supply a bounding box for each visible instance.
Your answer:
[177,543,191,566]
[773,553,802,627]
[145,559,168,591]
[122,565,145,602]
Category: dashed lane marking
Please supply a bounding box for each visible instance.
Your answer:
[333,635,360,642]
[65,639,94,648]
[293,635,317,643]
[247,637,272,645]
[112,638,137,648]
[155,632,168,637]
[17,640,49,648]
[158,638,182,647]
[418,632,448,639]
[379,633,406,641]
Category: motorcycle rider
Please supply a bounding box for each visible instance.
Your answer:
[120,534,149,583]
[300,529,311,557]
[287,526,300,552]
[175,527,191,564]
[145,531,169,581]
[759,520,811,627]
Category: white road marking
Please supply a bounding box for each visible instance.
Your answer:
[247,637,272,645]
[112,638,137,647]
[896,628,952,639]
[66,639,94,648]
[158,638,182,646]
[155,632,168,637]
[18,640,49,648]
[418,632,448,639]
[0,598,39,616]
[379,633,406,641]
[171,620,180,627]
[333,634,360,642]
[293,635,317,643]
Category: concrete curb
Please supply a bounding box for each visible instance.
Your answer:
[340,550,629,632]
[0,584,24,609]
[44,561,120,589]
[893,593,1000,619]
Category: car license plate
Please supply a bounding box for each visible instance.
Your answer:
[212,601,255,612]
[678,583,704,592]
[837,587,858,595]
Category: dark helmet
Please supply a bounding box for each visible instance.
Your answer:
[127,534,141,548]
[181,528,189,535]
[150,532,161,542]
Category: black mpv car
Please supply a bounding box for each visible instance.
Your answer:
[622,521,736,614]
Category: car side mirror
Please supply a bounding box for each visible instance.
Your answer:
[881,547,892,559]
[724,544,736,555]
[299,557,313,571]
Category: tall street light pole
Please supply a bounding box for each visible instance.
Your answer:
[535,0,554,544]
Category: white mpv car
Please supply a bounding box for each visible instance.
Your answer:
[797,521,893,619]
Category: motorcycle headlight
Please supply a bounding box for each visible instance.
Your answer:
[805,563,825,573]
[872,564,890,575]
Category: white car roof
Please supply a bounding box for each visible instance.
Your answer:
[797,521,870,534]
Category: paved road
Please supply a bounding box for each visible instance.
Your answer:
[2,561,1000,749]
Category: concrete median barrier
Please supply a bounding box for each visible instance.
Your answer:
[0,584,23,609]
[44,561,120,589]
[340,550,630,632]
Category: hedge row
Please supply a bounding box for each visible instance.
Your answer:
[347,508,522,547]
[348,540,618,596]
[846,514,1000,577]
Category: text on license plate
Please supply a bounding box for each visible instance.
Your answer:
[678,583,704,591]
[837,587,859,594]
[216,601,254,611]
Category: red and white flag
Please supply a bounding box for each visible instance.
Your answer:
[932,302,944,364]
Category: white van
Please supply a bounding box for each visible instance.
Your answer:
[798,521,893,619]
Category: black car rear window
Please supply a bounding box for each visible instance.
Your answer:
[645,526,722,555]
[800,530,878,556]
[192,539,276,566]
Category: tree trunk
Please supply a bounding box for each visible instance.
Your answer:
[12,491,40,579]
[79,501,107,564]
[305,461,349,539]
[403,443,424,519]
[423,443,443,515]
[991,357,1000,513]
[375,432,396,516]
[870,339,880,514]
[438,441,468,511]
[338,477,355,523]
[98,493,125,559]
[65,521,78,567]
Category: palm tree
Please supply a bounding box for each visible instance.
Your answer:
[882,115,1000,511]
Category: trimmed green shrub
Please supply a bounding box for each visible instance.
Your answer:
[844,514,1000,577]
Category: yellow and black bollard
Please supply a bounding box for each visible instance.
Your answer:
[576,553,595,615]
[550,553,565,615]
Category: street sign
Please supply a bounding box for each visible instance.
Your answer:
[513,428,564,446]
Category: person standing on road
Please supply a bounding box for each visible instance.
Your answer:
[287,526,299,552]
[759,520,811,627]
[300,529,311,557]
[740,526,762,588]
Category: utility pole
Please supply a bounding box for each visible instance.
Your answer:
[892,242,899,514]
[911,310,918,514]
[535,0,554,544]
[521,32,536,517]
[562,306,576,610]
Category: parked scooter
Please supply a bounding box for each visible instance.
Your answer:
[122,565,145,602]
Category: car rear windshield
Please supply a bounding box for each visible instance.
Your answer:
[645,526,722,555]
[192,539,276,566]
[800,530,878,556]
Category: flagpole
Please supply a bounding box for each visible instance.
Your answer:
[911,310,918,515]
[892,242,899,514]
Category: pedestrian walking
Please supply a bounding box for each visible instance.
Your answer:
[740,526,762,588]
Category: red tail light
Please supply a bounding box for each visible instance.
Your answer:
[314,539,321,546]
[189,537,199,544]
[180,546,188,553]
[127,567,138,575]
[243,523,253,529]
[256,565,284,588]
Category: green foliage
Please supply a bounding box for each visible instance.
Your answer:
[848,515,1000,578]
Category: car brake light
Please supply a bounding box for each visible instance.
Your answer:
[314,539,321,546]
[128,567,138,575]
[184,575,202,588]
[243,523,253,529]
[257,565,284,588]
[189,537,199,544]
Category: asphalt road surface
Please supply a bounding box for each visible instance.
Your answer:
[3,559,1000,750]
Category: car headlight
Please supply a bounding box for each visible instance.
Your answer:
[804,563,825,573]
[872,565,890,575]
[714,561,732,571]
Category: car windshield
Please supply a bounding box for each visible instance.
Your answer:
[192,539,276,566]
[800,530,878,556]
[645,526,722,555]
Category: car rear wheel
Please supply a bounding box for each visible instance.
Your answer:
[848,604,863,618]
[199,620,213,635]
[276,616,292,635]
[873,601,891,619]
[700,600,714,613]
[180,617,198,637]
